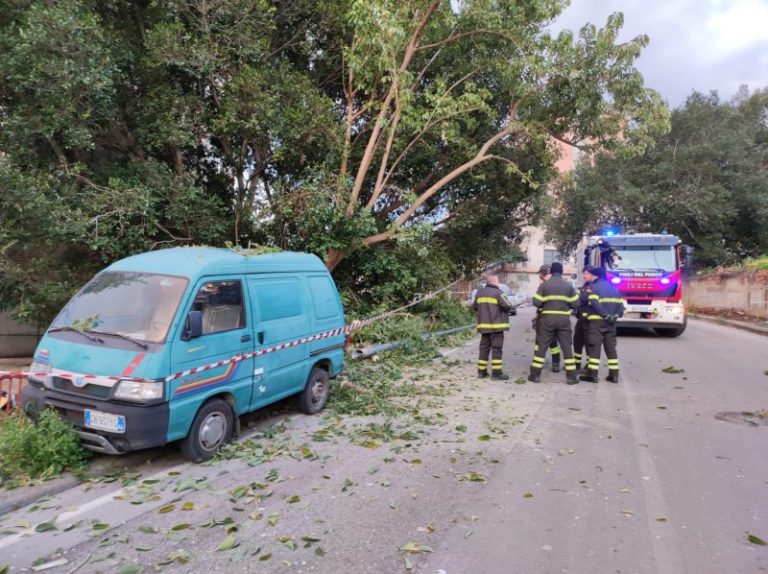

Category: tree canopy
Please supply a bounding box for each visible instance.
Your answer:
[0,0,667,325]
[545,88,768,267]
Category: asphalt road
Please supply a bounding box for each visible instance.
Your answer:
[1,309,766,573]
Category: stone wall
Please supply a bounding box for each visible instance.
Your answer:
[685,271,768,320]
[0,312,40,358]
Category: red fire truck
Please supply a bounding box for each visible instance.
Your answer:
[578,233,694,337]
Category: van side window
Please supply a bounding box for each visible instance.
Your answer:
[308,276,341,319]
[192,281,245,335]
[255,279,303,321]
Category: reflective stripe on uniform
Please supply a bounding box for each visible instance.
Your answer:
[542,310,572,315]
[551,346,561,355]
[587,314,604,320]
[588,294,624,303]
[477,323,509,329]
[534,294,578,303]
[478,360,488,365]
[476,297,499,304]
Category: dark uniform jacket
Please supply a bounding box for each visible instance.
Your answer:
[577,281,594,318]
[473,284,511,333]
[533,274,579,315]
[586,278,625,319]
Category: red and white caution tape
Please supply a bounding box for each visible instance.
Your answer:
[0,279,461,386]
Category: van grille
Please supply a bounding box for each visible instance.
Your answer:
[51,376,111,399]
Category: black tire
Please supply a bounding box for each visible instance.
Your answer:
[297,367,330,415]
[655,317,687,338]
[180,398,234,462]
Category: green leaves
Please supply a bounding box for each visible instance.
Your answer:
[662,366,685,374]
[747,533,767,546]
[216,533,239,552]
[34,519,57,533]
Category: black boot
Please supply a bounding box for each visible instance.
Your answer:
[551,360,561,373]
[527,367,541,383]
[478,371,488,379]
[491,371,509,381]
[566,372,579,385]
[579,369,598,383]
[606,371,619,384]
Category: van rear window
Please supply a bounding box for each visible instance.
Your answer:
[255,279,303,321]
[308,276,341,319]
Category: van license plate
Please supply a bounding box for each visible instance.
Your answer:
[84,409,126,434]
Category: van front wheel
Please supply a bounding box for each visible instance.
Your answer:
[297,367,330,415]
[180,398,234,462]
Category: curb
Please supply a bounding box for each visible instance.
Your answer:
[689,313,768,337]
[0,475,81,516]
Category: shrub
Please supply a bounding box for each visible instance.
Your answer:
[744,256,768,271]
[0,409,89,486]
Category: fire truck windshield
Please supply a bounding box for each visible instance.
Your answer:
[609,245,677,272]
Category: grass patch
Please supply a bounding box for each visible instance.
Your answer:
[0,409,89,488]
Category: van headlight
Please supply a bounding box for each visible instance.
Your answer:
[29,361,52,386]
[113,380,164,402]
[30,361,52,376]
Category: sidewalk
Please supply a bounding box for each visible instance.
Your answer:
[689,312,768,337]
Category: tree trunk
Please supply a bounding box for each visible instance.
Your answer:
[326,248,345,272]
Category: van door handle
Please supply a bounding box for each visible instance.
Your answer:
[241,334,251,343]
[257,331,265,345]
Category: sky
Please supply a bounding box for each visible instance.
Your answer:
[551,0,768,107]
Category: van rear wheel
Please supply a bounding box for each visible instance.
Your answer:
[297,367,330,415]
[180,398,234,462]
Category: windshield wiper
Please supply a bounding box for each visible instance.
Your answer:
[88,330,149,350]
[48,326,104,344]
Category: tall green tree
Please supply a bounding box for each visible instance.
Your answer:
[0,0,342,325]
[545,88,768,266]
[314,0,669,270]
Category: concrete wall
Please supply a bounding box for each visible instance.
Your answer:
[0,312,40,358]
[685,271,768,319]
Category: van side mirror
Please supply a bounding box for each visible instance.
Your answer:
[181,310,203,341]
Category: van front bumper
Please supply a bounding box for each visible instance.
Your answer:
[21,383,170,455]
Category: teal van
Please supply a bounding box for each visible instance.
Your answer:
[21,247,346,461]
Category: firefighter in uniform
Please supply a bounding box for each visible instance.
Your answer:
[528,262,579,384]
[579,266,625,383]
[573,267,594,373]
[473,274,511,380]
[532,264,562,372]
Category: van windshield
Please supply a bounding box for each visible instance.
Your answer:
[50,272,188,344]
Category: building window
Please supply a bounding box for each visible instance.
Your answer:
[543,249,562,266]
